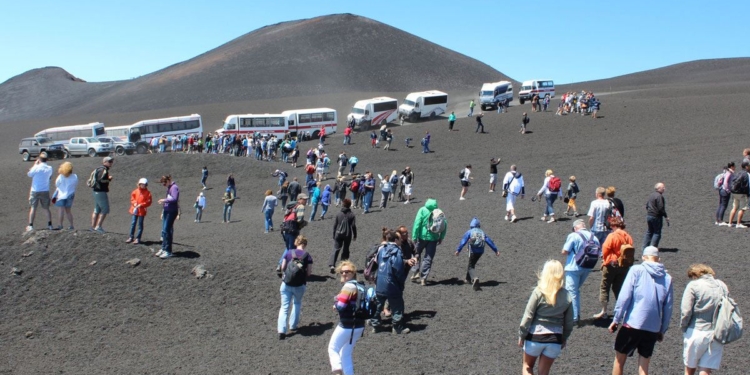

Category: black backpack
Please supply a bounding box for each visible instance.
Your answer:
[282,250,308,286]
[730,172,748,194]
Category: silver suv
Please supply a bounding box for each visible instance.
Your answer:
[98,136,136,156]
[66,137,112,157]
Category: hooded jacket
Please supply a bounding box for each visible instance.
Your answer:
[375,242,408,297]
[130,186,153,216]
[412,198,447,242]
[321,185,332,205]
[332,207,357,240]
[456,218,498,254]
[612,261,674,334]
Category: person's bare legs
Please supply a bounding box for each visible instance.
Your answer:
[537,355,556,375]
[522,352,537,375]
[737,210,745,226]
[43,207,51,226]
[58,207,65,227]
[637,356,651,375]
[28,206,37,227]
[64,207,74,228]
[612,352,627,375]
[91,212,99,229]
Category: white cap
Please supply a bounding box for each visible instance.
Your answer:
[138,178,148,185]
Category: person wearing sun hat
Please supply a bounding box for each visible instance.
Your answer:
[609,245,674,375]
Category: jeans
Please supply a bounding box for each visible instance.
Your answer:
[320,203,329,219]
[370,293,405,330]
[223,204,232,222]
[564,268,591,320]
[161,210,178,254]
[380,191,390,208]
[278,283,306,334]
[416,240,438,278]
[468,107,474,116]
[328,325,364,375]
[343,135,351,145]
[466,252,483,281]
[593,230,611,246]
[475,122,484,133]
[544,194,557,216]
[129,215,144,240]
[159,144,165,153]
[310,201,320,220]
[264,209,274,231]
[195,206,203,221]
[363,191,373,212]
[643,215,664,249]
[282,233,297,255]
[422,141,430,153]
[330,236,352,267]
[349,163,357,174]
[717,191,730,222]
[201,176,207,188]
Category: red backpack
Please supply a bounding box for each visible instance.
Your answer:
[305,164,315,174]
[349,180,359,192]
[548,176,562,192]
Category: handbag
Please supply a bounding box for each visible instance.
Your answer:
[563,197,570,204]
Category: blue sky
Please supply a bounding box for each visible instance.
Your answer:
[1,1,748,85]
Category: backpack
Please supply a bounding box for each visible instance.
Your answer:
[604,199,623,230]
[714,173,725,190]
[390,175,399,187]
[459,169,466,179]
[280,204,299,233]
[305,164,315,174]
[574,232,601,269]
[548,176,562,192]
[363,244,381,284]
[86,167,104,188]
[334,216,351,239]
[428,209,446,234]
[469,228,485,248]
[712,282,743,345]
[282,250,308,287]
[420,138,426,146]
[349,180,359,193]
[349,280,378,321]
[730,172,748,194]
[618,244,635,268]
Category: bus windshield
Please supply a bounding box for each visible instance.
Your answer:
[350,107,365,115]
[223,122,236,130]
[404,100,416,107]
[481,91,494,96]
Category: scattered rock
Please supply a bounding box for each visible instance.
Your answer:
[89,261,97,266]
[10,267,22,275]
[22,237,37,245]
[25,331,33,339]
[21,251,34,257]
[192,265,210,279]
[126,258,141,267]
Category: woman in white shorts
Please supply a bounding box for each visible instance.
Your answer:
[681,263,729,375]
[519,260,573,375]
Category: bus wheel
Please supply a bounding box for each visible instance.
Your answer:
[312,130,320,139]
[136,144,148,154]
[409,113,419,123]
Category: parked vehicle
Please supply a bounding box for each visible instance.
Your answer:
[35,122,106,145]
[66,137,112,157]
[518,79,555,104]
[98,136,136,156]
[217,108,337,139]
[398,90,448,122]
[479,81,513,110]
[347,97,398,130]
[19,137,66,161]
[105,114,203,154]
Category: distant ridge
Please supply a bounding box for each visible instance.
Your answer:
[0,14,511,123]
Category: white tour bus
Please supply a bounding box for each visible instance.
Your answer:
[347,97,398,130]
[518,79,555,104]
[218,108,337,138]
[398,90,448,122]
[35,122,106,145]
[479,81,514,110]
[105,114,203,153]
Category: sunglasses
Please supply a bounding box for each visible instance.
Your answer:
[340,270,353,275]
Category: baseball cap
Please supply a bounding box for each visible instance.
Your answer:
[103,156,114,164]
[643,246,659,257]
[298,193,309,200]
[138,178,148,185]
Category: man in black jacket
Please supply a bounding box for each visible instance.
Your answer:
[642,182,669,249]
[288,177,301,203]
[329,198,357,273]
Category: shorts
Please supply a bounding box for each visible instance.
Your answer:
[683,328,723,370]
[461,180,469,187]
[524,341,562,359]
[506,194,517,211]
[55,194,75,208]
[93,191,110,214]
[29,191,50,210]
[614,326,659,358]
[404,184,412,195]
[489,173,497,184]
[732,194,748,211]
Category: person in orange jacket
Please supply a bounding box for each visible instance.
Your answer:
[126,178,152,244]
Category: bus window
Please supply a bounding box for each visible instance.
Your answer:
[299,114,311,124]
[324,112,335,121]
[94,127,105,136]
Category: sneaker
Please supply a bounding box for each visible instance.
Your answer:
[540,216,547,221]
[47,225,54,230]
[459,197,466,200]
[464,278,472,284]
[547,217,556,223]
[159,252,172,259]
[737,224,747,229]
[504,214,509,221]
[392,327,410,335]
[370,327,380,334]
[330,266,336,274]
[25,225,34,232]
[155,250,165,257]
[593,311,608,319]
[125,238,133,243]
[95,227,106,234]
[132,239,140,245]
[472,278,480,291]
[489,190,494,193]
[67,226,74,231]
[511,215,517,223]
[718,222,730,226]
[420,278,426,286]
[278,333,286,340]
[410,273,421,281]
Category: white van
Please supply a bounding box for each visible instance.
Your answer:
[398,90,448,122]
[479,81,513,110]
[518,79,555,104]
[347,97,398,130]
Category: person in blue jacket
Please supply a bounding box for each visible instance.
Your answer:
[370,228,418,334]
[455,217,499,291]
[310,182,322,220]
[320,184,332,220]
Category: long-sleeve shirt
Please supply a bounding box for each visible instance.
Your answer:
[537,176,562,197]
[519,288,574,343]
[334,281,365,328]
[645,191,668,218]
[163,183,180,212]
[262,195,277,212]
[28,163,53,192]
[680,275,728,332]
[130,188,153,216]
[612,262,673,334]
[55,174,78,200]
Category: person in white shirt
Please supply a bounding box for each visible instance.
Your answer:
[588,187,612,244]
[460,165,472,200]
[53,162,78,230]
[537,169,563,223]
[27,152,53,231]
[502,165,525,222]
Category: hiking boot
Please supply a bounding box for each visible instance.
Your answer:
[392,327,410,335]
[472,278,480,291]
[278,333,286,340]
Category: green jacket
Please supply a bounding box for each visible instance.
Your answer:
[412,198,447,241]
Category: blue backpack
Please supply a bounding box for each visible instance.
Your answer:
[574,232,601,269]
[349,280,377,321]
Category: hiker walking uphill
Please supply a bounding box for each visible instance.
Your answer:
[643,182,669,249]
[537,169,562,223]
[502,165,525,222]
[593,217,634,320]
[562,219,601,323]
[455,217,499,291]
[329,198,357,273]
[278,193,309,269]
[411,198,447,285]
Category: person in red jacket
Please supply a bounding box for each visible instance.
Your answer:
[127,178,153,244]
